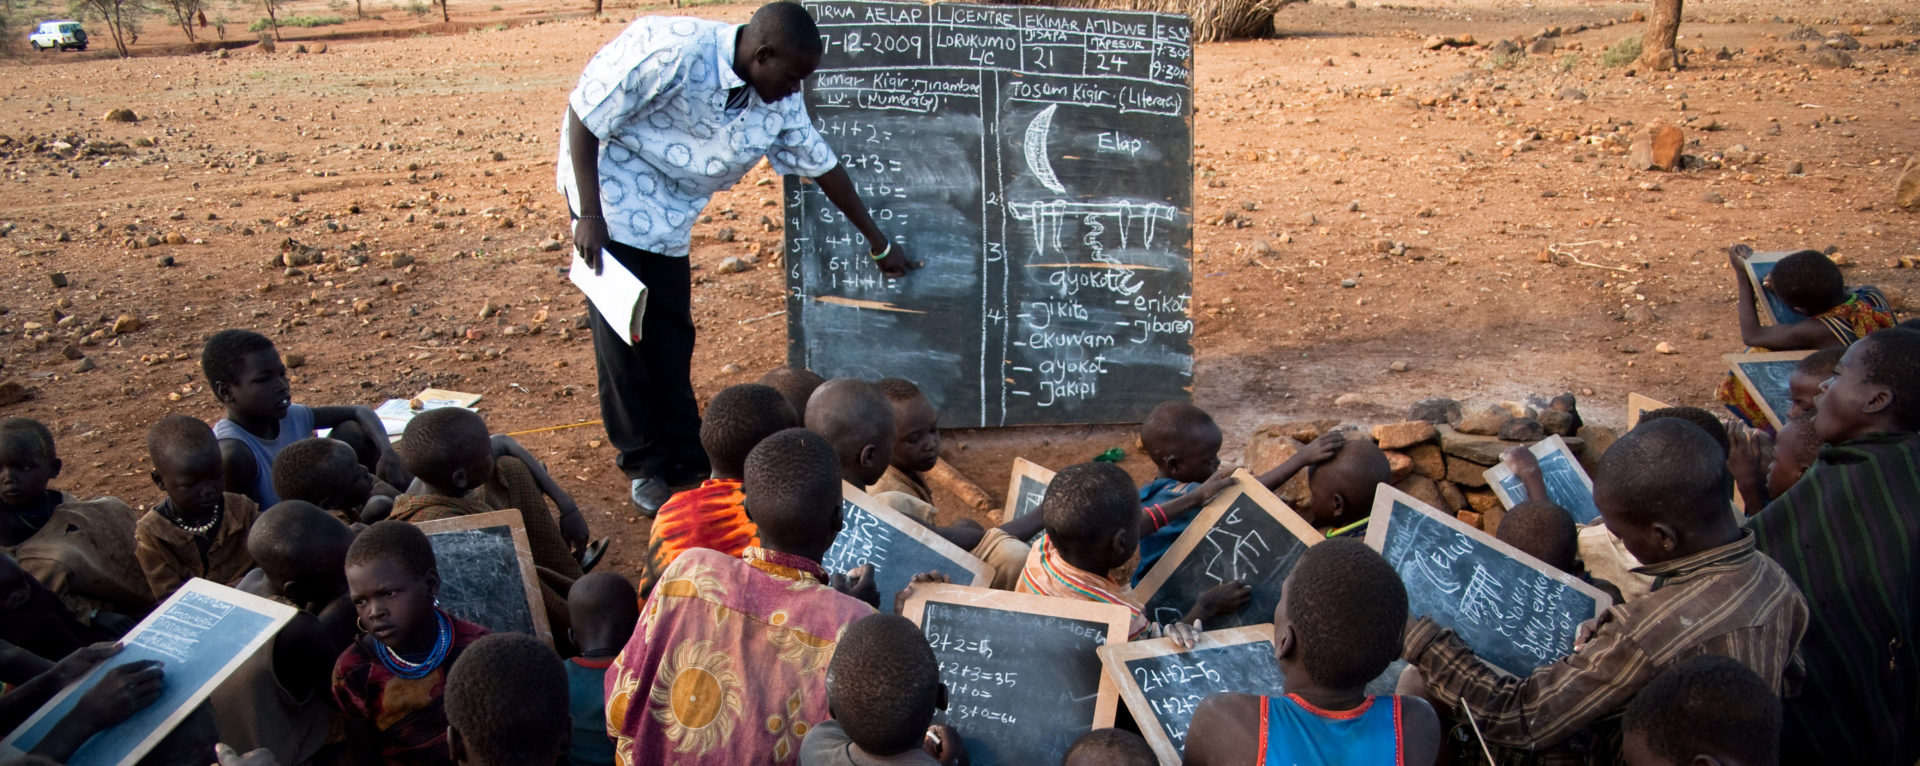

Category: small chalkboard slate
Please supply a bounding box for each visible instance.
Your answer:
[904,584,1128,766]
[824,483,993,613]
[1740,250,1810,326]
[1625,393,1673,430]
[1483,435,1602,525]
[1000,458,1057,524]
[1136,471,1321,630]
[1099,625,1283,763]
[2,579,298,766]
[1725,350,1816,430]
[414,510,551,646]
[1366,486,1610,677]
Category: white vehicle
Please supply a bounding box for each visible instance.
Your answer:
[28,21,88,52]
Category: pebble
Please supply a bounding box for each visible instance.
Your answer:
[720,363,744,374]
[716,257,752,274]
[1389,360,1410,372]
[1786,161,1805,175]
[1340,278,1358,288]
[1701,191,1725,204]
[538,239,564,252]
[1655,341,1676,354]
[479,300,499,320]
[154,256,175,268]
[389,253,416,268]
[60,344,84,360]
[72,358,95,373]
[48,273,68,289]
[715,227,737,243]
[284,353,307,368]
[111,314,141,334]
[1333,393,1368,407]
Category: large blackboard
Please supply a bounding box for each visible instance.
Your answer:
[1484,435,1601,525]
[823,483,993,613]
[1366,486,1610,677]
[785,0,1195,427]
[2,580,297,765]
[905,585,1127,766]
[1726,350,1815,429]
[415,511,551,646]
[1136,472,1320,630]
[999,458,1056,524]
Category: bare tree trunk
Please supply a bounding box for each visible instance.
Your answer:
[592,0,600,17]
[437,0,447,23]
[262,0,278,40]
[1640,0,1682,70]
[353,0,362,18]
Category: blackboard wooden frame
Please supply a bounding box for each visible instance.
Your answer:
[903,583,1128,730]
[1134,470,1320,605]
[414,509,552,647]
[1725,350,1816,430]
[1000,458,1057,524]
[1625,392,1673,430]
[1,579,299,765]
[1098,624,1275,765]
[1739,250,1808,326]
[1365,484,1610,620]
[1482,435,1597,518]
[838,482,994,594]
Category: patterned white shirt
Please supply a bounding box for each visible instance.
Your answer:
[557,16,840,257]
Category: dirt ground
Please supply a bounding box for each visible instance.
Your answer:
[2,0,1916,578]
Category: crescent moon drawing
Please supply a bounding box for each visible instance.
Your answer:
[1024,104,1067,195]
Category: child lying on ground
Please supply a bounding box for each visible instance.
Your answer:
[1716,246,1895,427]
[136,414,258,601]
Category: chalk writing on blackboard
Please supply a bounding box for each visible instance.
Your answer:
[823,483,992,613]
[1137,472,1319,631]
[1001,458,1056,524]
[1484,435,1601,525]
[414,510,551,646]
[1725,350,1815,430]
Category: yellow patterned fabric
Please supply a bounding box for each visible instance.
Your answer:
[605,547,874,765]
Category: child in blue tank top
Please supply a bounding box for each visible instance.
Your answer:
[1183,539,1441,766]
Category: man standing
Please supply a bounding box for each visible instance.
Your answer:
[560,2,917,513]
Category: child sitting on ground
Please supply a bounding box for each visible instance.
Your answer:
[1184,539,1441,765]
[1406,420,1806,762]
[201,329,407,507]
[1620,654,1780,766]
[389,407,586,580]
[1301,435,1391,536]
[1496,499,1625,605]
[761,365,827,423]
[1017,462,1247,641]
[801,613,964,766]
[565,571,638,766]
[1717,246,1895,427]
[1134,402,1346,582]
[136,414,259,601]
[445,633,571,766]
[333,521,490,766]
[640,383,796,597]
[1751,328,1920,763]
[1731,413,1822,513]
[0,417,151,632]
[0,552,111,662]
[870,378,943,513]
[272,437,396,525]
[239,500,359,643]
[1064,729,1155,766]
[1787,347,1844,420]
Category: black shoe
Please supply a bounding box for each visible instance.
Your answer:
[629,477,672,517]
[579,538,610,572]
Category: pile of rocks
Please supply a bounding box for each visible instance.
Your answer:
[1245,394,1618,535]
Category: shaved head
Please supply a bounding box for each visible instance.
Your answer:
[1306,434,1389,528]
[804,378,896,487]
[251,500,355,605]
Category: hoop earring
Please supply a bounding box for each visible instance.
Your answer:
[356,617,369,634]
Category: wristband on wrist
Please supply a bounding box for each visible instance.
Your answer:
[869,240,892,261]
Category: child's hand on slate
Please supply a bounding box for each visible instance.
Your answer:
[830,564,880,608]
[892,571,951,615]
[216,744,284,766]
[1159,621,1201,649]
[71,659,165,727]
[45,642,121,688]
[923,724,966,766]
[1299,429,1348,465]
[1195,580,1252,620]
[1191,470,1236,503]
[1501,446,1547,498]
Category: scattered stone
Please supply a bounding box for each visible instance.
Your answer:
[1498,417,1546,442]
[1786,24,1824,42]
[164,232,187,245]
[0,380,27,407]
[293,43,308,54]
[1407,443,1446,480]
[1655,341,1676,354]
[48,273,68,289]
[111,314,141,334]
[1701,190,1725,204]
[1424,35,1446,50]
[1440,426,1514,466]
[537,239,564,252]
[479,300,499,320]
[311,42,327,53]
[490,151,506,162]
[1555,87,1588,101]
[1529,38,1557,54]
[1538,409,1578,437]
[154,256,175,268]
[284,352,306,368]
[1408,397,1462,426]
[1629,124,1685,171]
[1333,392,1368,407]
[1824,32,1861,50]
[1373,421,1439,450]
[715,227,737,243]
[1810,45,1853,68]
[1386,450,1415,482]
[1439,481,1468,512]
[1456,405,1514,436]
[71,357,95,373]
[1786,161,1805,175]
[60,344,84,360]
[716,257,752,274]
[1898,159,1920,211]
[1447,456,1491,487]
[1394,474,1446,509]
[1372,238,1394,253]
[1340,278,1358,288]
[1487,39,1520,57]
[1388,360,1410,372]
[388,253,415,268]
[102,108,138,123]
[720,363,743,374]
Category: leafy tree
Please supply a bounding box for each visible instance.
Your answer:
[157,0,201,42]
[70,0,150,56]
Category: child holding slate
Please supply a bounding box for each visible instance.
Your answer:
[606,428,877,766]
[0,417,151,633]
[1716,246,1895,427]
[1786,347,1843,420]
[1184,539,1440,766]
[1620,655,1780,766]
[201,329,407,507]
[641,383,795,598]
[1016,462,1247,642]
[565,571,638,766]
[334,520,490,766]
[137,414,260,601]
[1751,328,1920,763]
[1404,420,1806,762]
[800,613,964,766]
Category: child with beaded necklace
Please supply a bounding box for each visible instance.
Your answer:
[332,521,489,766]
[135,414,259,601]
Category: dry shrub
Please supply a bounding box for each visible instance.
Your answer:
[986,0,1303,42]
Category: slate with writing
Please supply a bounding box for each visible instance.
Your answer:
[1377,498,1598,676]
[1734,356,1800,427]
[923,600,1111,765]
[1010,472,1049,520]
[1124,640,1285,753]
[425,525,537,636]
[785,0,1195,427]
[823,499,980,612]
[1494,448,1600,525]
[1142,494,1308,630]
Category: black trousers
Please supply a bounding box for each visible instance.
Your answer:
[588,240,710,482]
